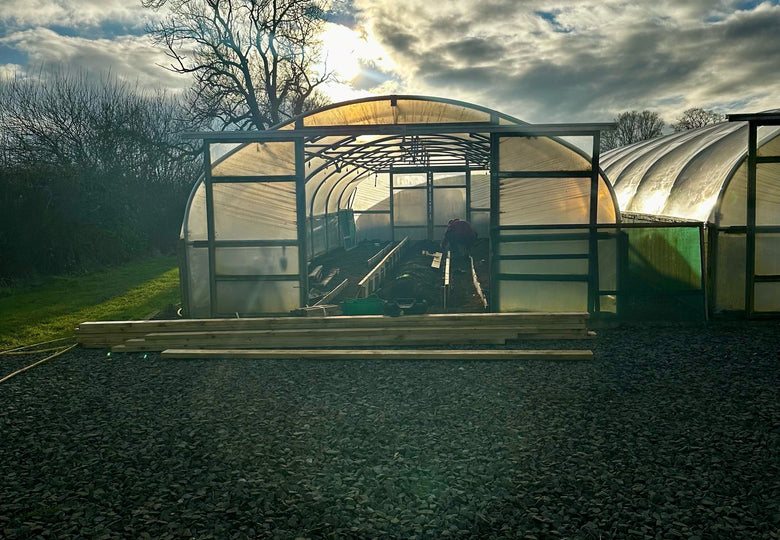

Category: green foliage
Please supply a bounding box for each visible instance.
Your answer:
[0,256,180,349]
[0,70,200,279]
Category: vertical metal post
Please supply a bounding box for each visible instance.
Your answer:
[699,223,708,320]
[204,142,217,317]
[295,137,309,308]
[465,168,472,222]
[489,134,500,312]
[389,170,395,242]
[177,238,190,318]
[745,122,757,316]
[427,170,434,240]
[588,131,601,314]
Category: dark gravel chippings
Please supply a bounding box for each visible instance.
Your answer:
[1,321,779,539]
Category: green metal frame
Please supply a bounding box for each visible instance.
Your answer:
[727,112,780,317]
[489,130,606,314]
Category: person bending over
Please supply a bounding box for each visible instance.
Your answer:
[441,218,477,259]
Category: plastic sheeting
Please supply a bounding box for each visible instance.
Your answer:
[602,121,780,225]
[603,118,780,314]
[181,95,621,315]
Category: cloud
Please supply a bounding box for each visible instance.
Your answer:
[353,0,780,122]
[0,0,149,30]
[1,27,187,92]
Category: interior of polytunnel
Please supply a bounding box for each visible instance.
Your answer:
[179,96,622,318]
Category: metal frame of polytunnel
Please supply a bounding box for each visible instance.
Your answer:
[727,112,780,317]
[181,95,617,318]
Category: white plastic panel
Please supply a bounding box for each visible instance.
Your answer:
[631,124,742,217]
[433,173,466,186]
[393,174,426,187]
[754,282,780,312]
[215,247,299,276]
[433,188,466,226]
[185,182,208,241]
[756,163,780,226]
[662,125,746,223]
[598,237,618,291]
[718,164,747,227]
[498,258,588,275]
[302,98,490,127]
[394,189,427,226]
[499,177,591,225]
[470,172,490,208]
[470,210,490,237]
[212,141,296,176]
[351,174,390,212]
[212,182,297,241]
[186,246,210,318]
[755,234,780,275]
[499,281,588,312]
[714,233,745,311]
[216,281,299,315]
[355,213,391,241]
[499,136,591,173]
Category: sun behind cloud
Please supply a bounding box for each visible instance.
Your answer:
[319,22,399,96]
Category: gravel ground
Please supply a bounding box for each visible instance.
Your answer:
[1,321,779,539]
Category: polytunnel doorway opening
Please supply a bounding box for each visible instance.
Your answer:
[179,96,620,319]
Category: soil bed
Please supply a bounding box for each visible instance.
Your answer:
[2,321,778,539]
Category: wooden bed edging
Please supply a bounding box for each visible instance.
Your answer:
[161,349,594,360]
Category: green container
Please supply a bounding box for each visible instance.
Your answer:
[340,297,385,315]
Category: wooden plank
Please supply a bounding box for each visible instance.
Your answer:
[314,278,349,306]
[358,237,408,297]
[469,256,488,310]
[141,328,517,343]
[308,265,323,280]
[289,305,341,317]
[366,243,392,268]
[115,336,509,352]
[79,312,590,334]
[162,348,594,360]
[320,268,339,287]
[139,326,571,341]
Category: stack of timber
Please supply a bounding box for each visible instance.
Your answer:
[75,312,595,360]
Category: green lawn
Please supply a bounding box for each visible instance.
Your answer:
[0,256,181,350]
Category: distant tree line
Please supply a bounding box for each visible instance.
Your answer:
[0,70,201,280]
[601,107,726,151]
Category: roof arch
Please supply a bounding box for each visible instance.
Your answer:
[182,94,620,245]
[602,116,780,225]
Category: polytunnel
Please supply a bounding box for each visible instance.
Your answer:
[180,95,621,318]
[601,111,780,316]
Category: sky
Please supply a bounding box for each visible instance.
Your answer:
[1,0,779,124]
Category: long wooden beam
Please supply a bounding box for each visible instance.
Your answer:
[162,348,594,360]
[78,312,589,333]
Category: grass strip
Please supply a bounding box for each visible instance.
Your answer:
[0,256,180,349]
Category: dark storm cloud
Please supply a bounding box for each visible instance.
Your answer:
[360,0,780,122]
[373,21,419,56]
[437,37,507,64]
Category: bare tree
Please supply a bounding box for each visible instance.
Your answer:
[601,110,665,151]
[671,107,725,132]
[143,0,334,130]
[0,69,201,276]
